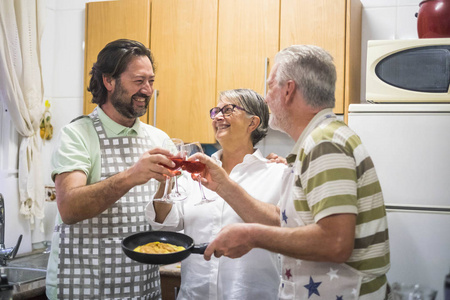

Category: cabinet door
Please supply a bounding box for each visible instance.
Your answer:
[217,0,279,97]
[280,0,347,114]
[84,0,151,123]
[151,0,218,143]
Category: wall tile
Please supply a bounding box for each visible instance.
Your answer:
[396,5,420,39]
[40,97,83,187]
[45,0,57,10]
[360,7,397,102]
[51,9,85,98]
[52,0,112,11]
[260,129,295,158]
[362,7,397,41]
[397,0,421,6]
[41,8,56,97]
[54,0,88,10]
[361,0,398,8]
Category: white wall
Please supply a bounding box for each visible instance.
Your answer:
[1,0,422,255]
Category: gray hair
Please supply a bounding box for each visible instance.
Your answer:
[219,89,269,146]
[274,45,336,109]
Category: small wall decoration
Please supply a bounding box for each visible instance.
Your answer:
[40,100,53,141]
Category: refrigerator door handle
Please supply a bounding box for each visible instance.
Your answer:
[386,204,450,214]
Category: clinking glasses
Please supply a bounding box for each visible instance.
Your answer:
[209,104,248,120]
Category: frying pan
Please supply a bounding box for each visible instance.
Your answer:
[122,231,208,265]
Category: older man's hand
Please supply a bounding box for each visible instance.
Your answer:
[204,223,255,261]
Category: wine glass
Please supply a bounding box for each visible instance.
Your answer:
[153,138,186,203]
[182,142,215,205]
[167,139,188,201]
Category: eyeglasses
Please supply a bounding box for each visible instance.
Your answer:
[209,104,248,120]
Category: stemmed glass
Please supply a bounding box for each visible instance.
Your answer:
[183,142,215,205]
[153,138,187,203]
[167,138,189,201]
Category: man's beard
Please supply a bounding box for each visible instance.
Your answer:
[269,114,285,133]
[268,99,289,134]
[110,81,149,119]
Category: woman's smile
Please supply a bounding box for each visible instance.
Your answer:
[216,123,230,131]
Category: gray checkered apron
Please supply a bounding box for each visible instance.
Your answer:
[57,108,161,299]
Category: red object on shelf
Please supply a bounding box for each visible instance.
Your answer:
[417,0,450,38]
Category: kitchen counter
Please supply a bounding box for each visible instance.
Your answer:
[11,282,46,300]
[9,251,49,270]
[159,263,181,300]
[7,250,49,300]
[5,251,181,300]
[159,262,181,276]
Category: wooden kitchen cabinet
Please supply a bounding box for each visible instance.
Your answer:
[160,272,181,300]
[83,0,361,141]
[159,263,181,300]
[217,0,280,97]
[83,0,151,123]
[216,0,361,121]
[150,0,218,143]
[280,0,362,121]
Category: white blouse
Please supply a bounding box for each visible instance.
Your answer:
[145,149,287,300]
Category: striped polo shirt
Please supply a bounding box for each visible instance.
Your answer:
[288,108,390,298]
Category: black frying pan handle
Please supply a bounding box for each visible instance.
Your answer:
[192,243,208,254]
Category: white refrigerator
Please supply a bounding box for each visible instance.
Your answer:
[348,104,450,300]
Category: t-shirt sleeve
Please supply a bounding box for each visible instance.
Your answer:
[51,122,93,182]
[301,141,358,223]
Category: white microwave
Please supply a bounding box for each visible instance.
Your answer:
[366,38,450,103]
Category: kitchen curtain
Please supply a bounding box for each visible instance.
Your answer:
[0,0,46,239]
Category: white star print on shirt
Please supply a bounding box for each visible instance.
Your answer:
[327,268,339,281]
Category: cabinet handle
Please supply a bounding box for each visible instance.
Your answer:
[153,90,158,127]
[174,286,178,299]
[264,57,269,97]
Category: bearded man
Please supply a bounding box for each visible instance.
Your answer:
[46,39,174,300]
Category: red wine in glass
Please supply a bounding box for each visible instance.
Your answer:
[181,160,205,174]
[163,157,184,173]
[154,138,187,202]
[183,142,215,205]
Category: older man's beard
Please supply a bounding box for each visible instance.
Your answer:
[111,82,149,119]
[268,108,288,134]
[269,114,282,132]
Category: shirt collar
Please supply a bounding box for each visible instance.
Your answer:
[97,106,140,135]
[211,150,223,166]
[211,148,266,167]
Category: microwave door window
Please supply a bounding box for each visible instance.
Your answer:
[375,46,450,93]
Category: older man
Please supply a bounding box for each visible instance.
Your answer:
[194,45,390,299]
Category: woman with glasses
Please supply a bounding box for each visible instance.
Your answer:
[145,88,287,300]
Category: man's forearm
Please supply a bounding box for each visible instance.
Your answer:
[250,214,355,263]
[217,180,280,226]
[56,169,136,224]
